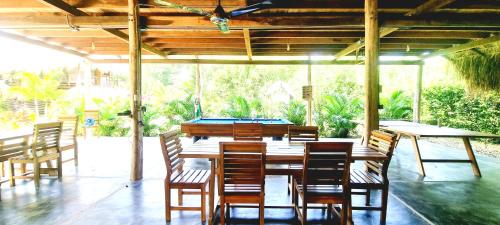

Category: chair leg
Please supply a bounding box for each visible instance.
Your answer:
[259,201,265,225]
[74,143,79,167]
[302,202,307,225]
[220,200,225,225]
[20,163,26,174]
[178,188,183,205]
[201,186,206,222]
[34,163,41,189]
[365,188,371,206]
[0,162,4,177]
[226,203,230,219]
[341,201,348,225]
[57,155,63,181]
[164,180,171,221]
[380,186,389,225]
[348,197,353,223]
[9,161,15,187]
[327,204,332,220]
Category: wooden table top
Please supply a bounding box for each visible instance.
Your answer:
[180,138,387,161]
[379,122,500,138]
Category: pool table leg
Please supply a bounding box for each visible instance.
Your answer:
[193,136,202,143]
[272,136,283,141]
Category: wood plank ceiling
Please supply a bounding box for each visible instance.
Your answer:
[0,0,499,59]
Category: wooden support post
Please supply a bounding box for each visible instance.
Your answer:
[413,63,423,122]
[195,56,202,117]
[129,0,143,181]
[307,56,313,126]
[363,0,380,144]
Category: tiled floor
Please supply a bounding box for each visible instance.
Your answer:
[0,136,498,225]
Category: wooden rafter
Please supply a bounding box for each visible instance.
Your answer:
[0,30,90,59]
[423,35,500,58]
[334,0,457,61]
[36,0,166,57]
[92,59,422,65]
[243,28,253,61]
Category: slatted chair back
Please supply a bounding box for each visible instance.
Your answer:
[233,123,263,141]
[365,130,397,178]
[302,142,352,192]
[159,130,185,179]
[58,116,79,143]
[0,135,29,163]
[219,142,266,192]
[288,125,319,142]
[31,122,63,160]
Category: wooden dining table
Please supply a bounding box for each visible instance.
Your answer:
[179,138,387,223]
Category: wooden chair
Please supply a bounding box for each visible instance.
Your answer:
[293,142,353,225]
[58,116,79,166]
[287,125,319,195]
[350,130,397,225]
[9,122,63,189]
[0,135,29,200]
[159,130,211,222]
[233,123,263,141]
[219,142,266,225]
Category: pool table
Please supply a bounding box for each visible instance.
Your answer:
[181,118,293,141]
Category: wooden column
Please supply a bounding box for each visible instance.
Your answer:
[413,63,423,123]
[128,0,143,181]
[363,0,380,145]
[195,57,201,101]
[306,56,313,126]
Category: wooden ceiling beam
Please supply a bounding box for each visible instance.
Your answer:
[243,28,253,60]
[0,30,90,59]
[335,0,458,60]
[92,58,422,65]
[36,0,166,57]
[423,35,500,58]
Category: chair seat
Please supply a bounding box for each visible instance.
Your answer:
[224,184,262,196]
[9,152,59,163]
[170,169,210,188]
[350,169,385,188]
[295,184,344,196]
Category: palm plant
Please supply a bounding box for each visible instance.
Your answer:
[164,94,195,125]
[380,90,413,120]
[223,96,251,118]
[281,99,306,126]
[315,94,362,138]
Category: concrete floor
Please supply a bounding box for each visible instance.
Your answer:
[0,137,499,225]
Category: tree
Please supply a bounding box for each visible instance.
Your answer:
[9,71,62,119]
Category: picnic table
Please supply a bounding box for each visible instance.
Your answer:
[377,121,500,177]
[180,138,388,222]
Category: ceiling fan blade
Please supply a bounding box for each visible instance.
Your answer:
[154,0,213,17]
[229,0,272,17]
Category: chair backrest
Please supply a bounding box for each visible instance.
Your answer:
[364,130,397,178]
[233,123,263,141]
[219,142,266,193]
[31,122,63,159]
[58,116,79,142]
[288,125,319,142]
[159,130,185,178]
[302,142,353,192]
[0,135,30,162]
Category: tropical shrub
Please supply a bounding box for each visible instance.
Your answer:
[163,94,195,125]
[223,96,251,118]
[423,86,499,142]
[314,94,363,138]
[93,97,130,137]
[380,90,413,120]
[281,99,306,126]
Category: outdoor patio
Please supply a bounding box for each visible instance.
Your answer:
[0,137,498,225]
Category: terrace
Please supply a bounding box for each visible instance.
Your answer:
[0,0,499,225]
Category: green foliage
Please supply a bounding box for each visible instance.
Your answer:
[143,105,170,137]
[223,96,251,118]
[380,90,413,120]
[423,86,500,142]
[164,94,195,125]
[281,99,306,126]
[93,97,130,137]
[315,94,362,138]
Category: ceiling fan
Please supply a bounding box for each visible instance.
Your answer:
[154,0,273,33]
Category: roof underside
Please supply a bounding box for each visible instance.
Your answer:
[0,0,499,60]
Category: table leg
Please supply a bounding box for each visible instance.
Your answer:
[208,159,215,223]
[462,137,481,177]
[410,136,426,176]
[394,133,402,149]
